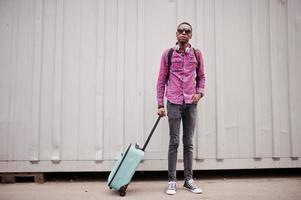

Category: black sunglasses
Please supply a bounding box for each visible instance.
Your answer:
[177,28,191,34]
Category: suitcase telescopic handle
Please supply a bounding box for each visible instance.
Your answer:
[142,116,161,151]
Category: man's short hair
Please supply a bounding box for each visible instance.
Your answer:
[177,22,192,32]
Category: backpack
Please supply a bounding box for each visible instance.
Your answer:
[166,48,201,82]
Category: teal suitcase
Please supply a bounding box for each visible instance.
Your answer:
[107,116,161,196]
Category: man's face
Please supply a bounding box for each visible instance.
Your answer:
[176,24,192,44]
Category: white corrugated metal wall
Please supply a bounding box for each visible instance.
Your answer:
[0,0,300,172]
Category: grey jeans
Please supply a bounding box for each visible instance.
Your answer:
[167,100,197,182]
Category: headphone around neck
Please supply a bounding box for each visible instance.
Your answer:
[176,43,190,53]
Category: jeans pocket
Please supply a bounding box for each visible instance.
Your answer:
[167,101,181,119]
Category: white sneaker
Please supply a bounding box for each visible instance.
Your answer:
[183,179,202,194]
[166,181,176,195]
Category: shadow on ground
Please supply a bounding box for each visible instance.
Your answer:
[42,168,301,183]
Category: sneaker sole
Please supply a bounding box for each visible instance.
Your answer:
[166,191,176,195]
[183,186,202,194]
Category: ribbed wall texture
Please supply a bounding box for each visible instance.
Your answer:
[0,0,300,172]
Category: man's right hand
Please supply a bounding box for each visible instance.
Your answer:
[157,107,166,117]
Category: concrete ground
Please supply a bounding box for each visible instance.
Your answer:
[1,171,301,200]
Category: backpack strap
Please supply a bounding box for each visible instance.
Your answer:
[166,48,174,82]
[193,48,200,82]
[193,48,200,68]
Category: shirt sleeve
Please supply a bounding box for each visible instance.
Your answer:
[156,50,169,107]
[196,50,205,95]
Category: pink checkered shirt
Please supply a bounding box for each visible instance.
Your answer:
[157,46,205,106]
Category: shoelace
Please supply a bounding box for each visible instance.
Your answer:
[187,180,198,189]
[168,182,176,190]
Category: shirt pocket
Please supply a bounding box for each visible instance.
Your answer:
[187,55,197,73]
[171,57,182,72]
[188,55,197,65]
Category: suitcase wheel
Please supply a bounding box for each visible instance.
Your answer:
[119,185,128,197]
[119,190,126,197]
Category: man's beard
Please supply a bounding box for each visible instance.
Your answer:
[178,41,187,45]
